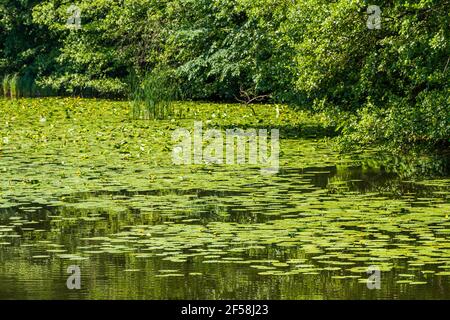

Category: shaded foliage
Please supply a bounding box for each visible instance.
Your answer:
[0,0,448,150]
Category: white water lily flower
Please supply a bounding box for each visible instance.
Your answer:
[173,146,183,153]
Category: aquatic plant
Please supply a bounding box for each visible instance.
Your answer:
[130,69,179,120]
[1,74,42,99]
[0,97,449,299]
[9,74,19,99]
[2,74,10,98]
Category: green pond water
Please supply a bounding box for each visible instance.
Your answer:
[0,98,449,299]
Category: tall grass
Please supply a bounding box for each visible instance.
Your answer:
[1,74,53,98]
[2,74,10,98]
[10,74,19,98]
[130,69,179,120]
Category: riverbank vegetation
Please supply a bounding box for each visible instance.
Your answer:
[1,0,448,152]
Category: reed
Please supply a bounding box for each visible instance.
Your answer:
[0,74,55,98]
[9,74,19,98]
[2,74,10,98]
[130,69,179,120]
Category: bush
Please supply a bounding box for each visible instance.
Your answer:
[338,91,450,152]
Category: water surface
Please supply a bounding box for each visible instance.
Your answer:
[0,98,449,299]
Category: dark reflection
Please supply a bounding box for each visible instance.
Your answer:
[0,152,449,299]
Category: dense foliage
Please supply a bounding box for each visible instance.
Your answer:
[0,0,448,150]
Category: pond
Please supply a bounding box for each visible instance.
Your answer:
[0,98,449,299]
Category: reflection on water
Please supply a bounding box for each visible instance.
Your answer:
[0,148,449,299]
[0,99,449,299]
